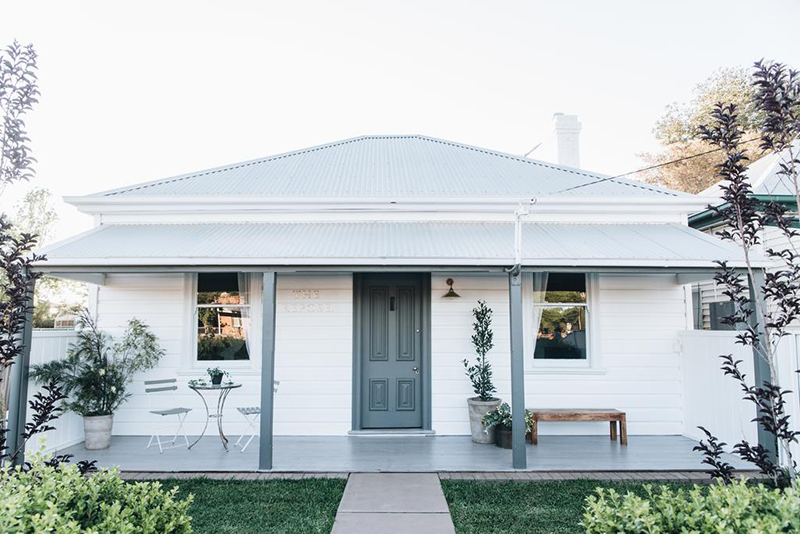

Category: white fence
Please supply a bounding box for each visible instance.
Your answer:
[679,330,758,449]
[24,330,83,454]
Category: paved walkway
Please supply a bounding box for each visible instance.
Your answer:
[331,473,455,534]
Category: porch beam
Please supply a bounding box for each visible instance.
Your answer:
[6,274,35,467]
[508,269,527,469]
[259,272,278,470]
[31,264,746,276]
[748,268,777,463]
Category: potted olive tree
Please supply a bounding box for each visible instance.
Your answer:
[31,310,165,450]
[463,300,501,444]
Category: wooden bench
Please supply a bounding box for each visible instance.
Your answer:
[527,409,627,445]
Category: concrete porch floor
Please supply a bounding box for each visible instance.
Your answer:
[55,434,750,472]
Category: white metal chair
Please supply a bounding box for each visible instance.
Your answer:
[145,378,192,453]
[235,380,279,452]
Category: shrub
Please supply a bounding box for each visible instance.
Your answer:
[582,479,800,533]
[481,403,533,433]
[0,458,193,533]
[31,310,165,416]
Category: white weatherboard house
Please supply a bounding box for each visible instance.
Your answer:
[16,134,768,472]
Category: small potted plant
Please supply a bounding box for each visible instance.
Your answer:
[206,366,227,386]
[482,403,534,449]
[31,310,165,450]
[463,300,501,444]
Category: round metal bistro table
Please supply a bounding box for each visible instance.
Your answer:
[188,382,242,451]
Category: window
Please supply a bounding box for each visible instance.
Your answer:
[195,273,250,361]
[533,273,588,360]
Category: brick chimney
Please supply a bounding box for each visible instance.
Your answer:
[553,113,581,168]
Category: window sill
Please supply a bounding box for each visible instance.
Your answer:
[525,367,607,375]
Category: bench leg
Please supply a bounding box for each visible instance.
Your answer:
[609,421,617,441]
[620,415,628,446]
[532,418,538,445]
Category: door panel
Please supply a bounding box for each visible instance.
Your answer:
[369,287,389,361]
[396,287,415,361]
[369,379,389,411]
[360,274,424,429]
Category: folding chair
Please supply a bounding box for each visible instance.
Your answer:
[235,380,279,452]
[145,378,192,453]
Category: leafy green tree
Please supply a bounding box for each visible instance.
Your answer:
[12,187,87,326]
[641,67,763,193]
[0,40,41,464]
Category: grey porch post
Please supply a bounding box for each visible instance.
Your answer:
[6,274,35,467]
[508,269,527,469]
[748,268,777,463]
[259,272,278,470]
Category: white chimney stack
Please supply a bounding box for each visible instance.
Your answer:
[553,113,581,168]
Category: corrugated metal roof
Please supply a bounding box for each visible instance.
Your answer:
[94,135,687,199]
[700,140,800,199]
[38,222,748,267]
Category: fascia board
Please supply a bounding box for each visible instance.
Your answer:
[32,256,763,269]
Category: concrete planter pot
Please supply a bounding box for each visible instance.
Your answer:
[467,397,501,444]
[83,414,114,450]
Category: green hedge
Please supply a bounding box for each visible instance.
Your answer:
[582,479,800,533]
[0,459,192,533]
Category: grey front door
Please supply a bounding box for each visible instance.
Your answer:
[360,273,424,429]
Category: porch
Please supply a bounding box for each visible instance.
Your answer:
[55,434,750,473]
[14,220,772,473]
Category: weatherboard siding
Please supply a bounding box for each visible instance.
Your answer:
[431,274,685,436]
[92,273,684,438]
[95,273,353,437]
[694,225,797,329]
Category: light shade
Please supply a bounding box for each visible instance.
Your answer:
[442,278,461,298]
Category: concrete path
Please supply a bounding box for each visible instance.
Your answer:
[331,473,455,534]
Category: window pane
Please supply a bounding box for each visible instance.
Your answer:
[544,273,586,304]
[198,273,241,305]
[534,306,586,360]
[197,307,249,360]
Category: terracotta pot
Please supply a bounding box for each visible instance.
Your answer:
[84,414,113,450]
[467,397,501,444]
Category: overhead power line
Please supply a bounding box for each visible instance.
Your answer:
[553,137,761,195]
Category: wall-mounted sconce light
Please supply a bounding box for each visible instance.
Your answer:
[442,278,461,298]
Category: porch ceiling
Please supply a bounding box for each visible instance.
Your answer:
[35,221,756,271]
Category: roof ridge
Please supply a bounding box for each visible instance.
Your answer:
[94,134,681,198]
[409,135,680,197]
[99,135,379,197]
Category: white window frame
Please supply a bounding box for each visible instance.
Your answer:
[524,272,603,374]
[179,273,262,374]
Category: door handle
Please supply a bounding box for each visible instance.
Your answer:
[412,366,419,374]
[389,297,395,311]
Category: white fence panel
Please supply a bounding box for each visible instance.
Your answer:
[24,330,83,454]
[678,330,757,449]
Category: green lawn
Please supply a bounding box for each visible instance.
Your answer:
[156,477,346,534]
[441,479,689,534]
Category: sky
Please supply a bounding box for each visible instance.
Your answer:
[1,0,799,242]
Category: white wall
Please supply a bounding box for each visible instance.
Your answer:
[431,273,687,436]
[678,330,758,448]
[25,330,83,454]
[96,273,352,437]
[89,271,699,439]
